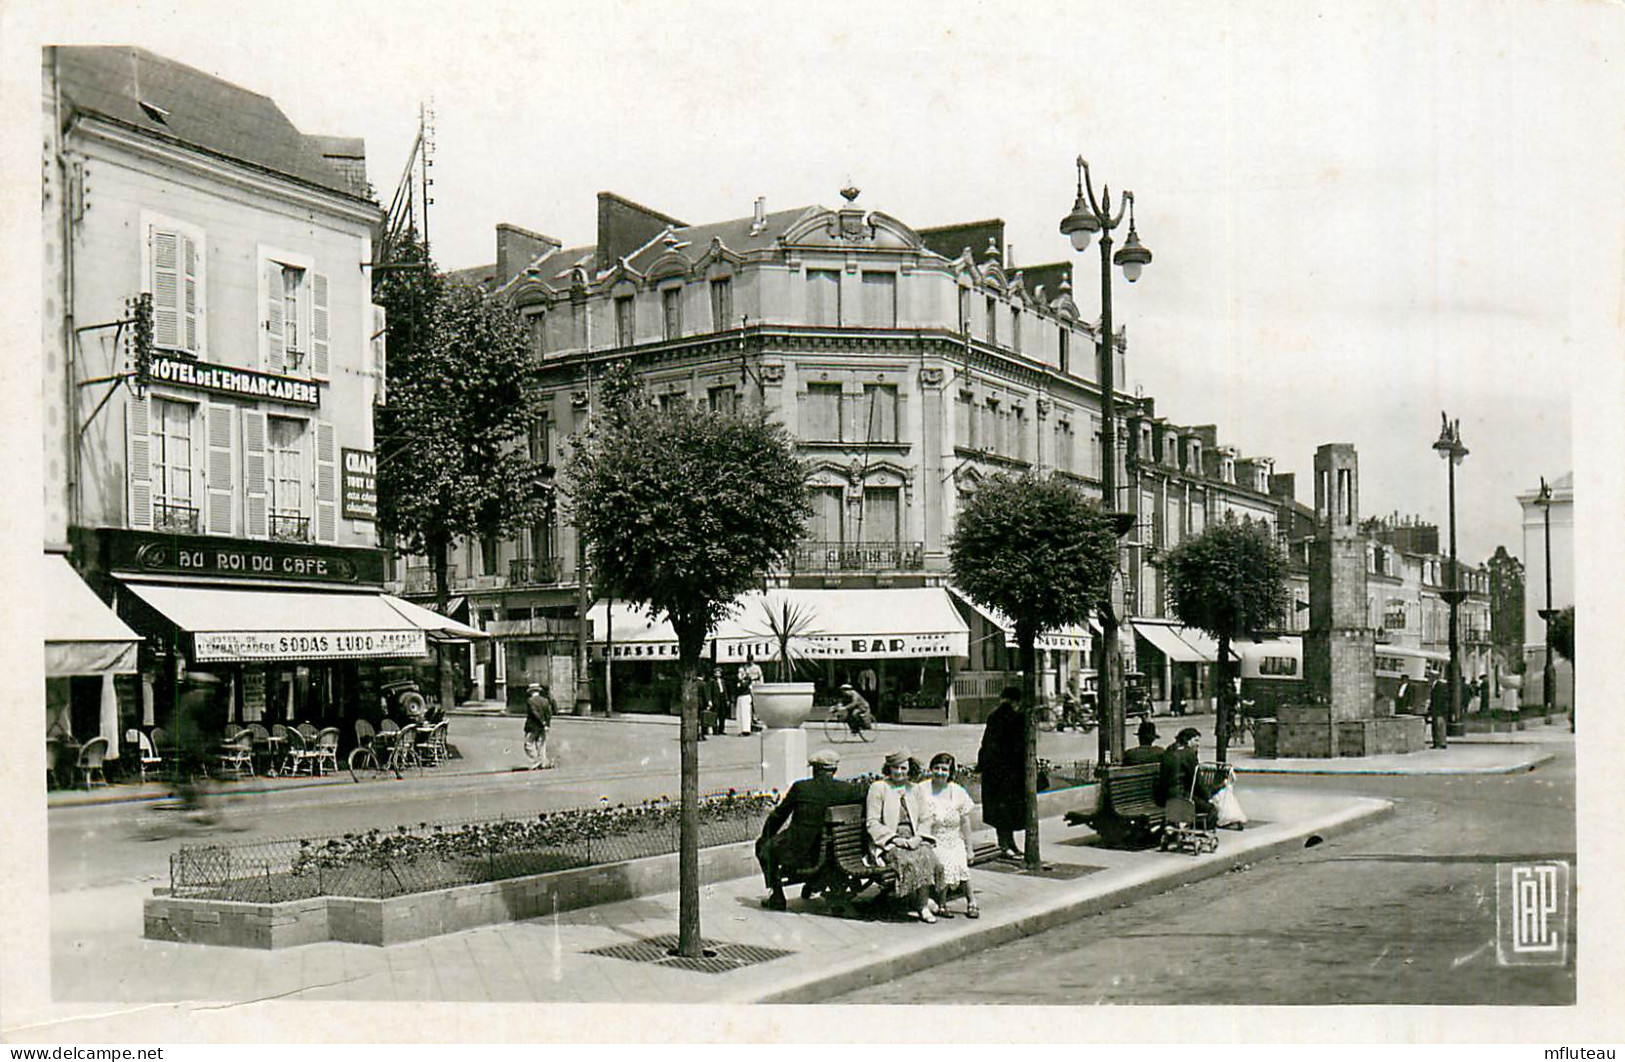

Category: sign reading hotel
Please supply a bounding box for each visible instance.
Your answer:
[144,351,320,407]
[593,632,966,661]
[193,629,426,663]
[341,448,378,522]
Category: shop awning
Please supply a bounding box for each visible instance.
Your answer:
[589,587,970,662]
[382,594,489,642]
[1133,621,1240,664]
[946,587,1100,652]
[1133,621,1208,664]
[44,555,141,677]
[123,583,427,663]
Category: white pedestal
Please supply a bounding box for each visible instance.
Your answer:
[761,727,807,795]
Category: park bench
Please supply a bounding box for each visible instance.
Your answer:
[772,802,1006,913]
[1066,761,1232,849]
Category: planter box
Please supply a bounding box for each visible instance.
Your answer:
[144,783,1100,949]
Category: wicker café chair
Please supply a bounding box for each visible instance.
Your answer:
[217,732,255,780]
[313,728,341,775]
[76,737,110,789]
[126,728,163,783]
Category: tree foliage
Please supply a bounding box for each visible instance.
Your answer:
[950,473,1118,867]
[1487,545,1526,656]
[1163,514,1289,761]
[1548,605,1574,663]
[372,236,553,607]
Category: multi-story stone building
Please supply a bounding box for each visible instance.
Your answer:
[1517,472,1574,710]
[415,189,1304,721]
[42,47,462,764]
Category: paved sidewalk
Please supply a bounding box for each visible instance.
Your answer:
[47,786,1389,1008]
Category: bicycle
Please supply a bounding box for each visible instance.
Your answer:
[348,724,425,782]
[821,704,874,743]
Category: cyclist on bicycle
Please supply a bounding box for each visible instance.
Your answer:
[836,683,873,734]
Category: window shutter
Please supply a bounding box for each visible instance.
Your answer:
[243,409,267,538]
[311,272,330,377]
[315,420,336,542]
[182,235,200,354]
[371,304,388,402]
[264,262,285,374]
[151,231,181,349]
[127,395,152,529]
[206,404,234,535]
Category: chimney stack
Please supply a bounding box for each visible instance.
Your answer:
[751,196,766,235]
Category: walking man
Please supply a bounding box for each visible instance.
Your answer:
[524,682,555,769]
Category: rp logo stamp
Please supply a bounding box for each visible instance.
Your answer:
[1496,860,1569,966]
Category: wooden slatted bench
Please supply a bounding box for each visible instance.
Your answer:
[1066,763,1163,847]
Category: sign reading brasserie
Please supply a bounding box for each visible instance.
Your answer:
[193,629,426,663]
[593,632,967,661]
[103,529,386,585]
[341,448,377,522]
[144,351,320,407]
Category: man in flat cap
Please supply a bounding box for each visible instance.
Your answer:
[1123,719,1165,767]
[755,748,863,910]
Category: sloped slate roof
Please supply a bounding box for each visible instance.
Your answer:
[623,205,816,274]
[56,46,360,198]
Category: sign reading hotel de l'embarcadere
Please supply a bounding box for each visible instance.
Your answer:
[145,351,320,407]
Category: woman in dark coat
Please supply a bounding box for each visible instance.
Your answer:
[977,685,1027,858]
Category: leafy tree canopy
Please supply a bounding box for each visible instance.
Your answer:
[1163,514,1289,642]
[949,473,1118,640]
[373,238,552,564]
[1488,545,1526,654]
[1548,605,1574,662]
[566,398,810,656]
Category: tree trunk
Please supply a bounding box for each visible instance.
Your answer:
[1019,630,1041,870]
[673,620,705,958]
[431,532,456,713]
[1215,630,1231,763]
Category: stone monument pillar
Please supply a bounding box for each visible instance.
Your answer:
[1275,444,1426,757]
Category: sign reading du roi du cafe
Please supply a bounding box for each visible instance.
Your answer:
[102,529,387,586]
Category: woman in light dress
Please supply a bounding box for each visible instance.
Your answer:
[865,749,946,923]
[921,751,980,918]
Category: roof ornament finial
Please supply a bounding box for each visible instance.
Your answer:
[839,179,860,203]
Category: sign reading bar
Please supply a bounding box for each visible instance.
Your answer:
[193,629,426,663]
[341,448,378,522]
[101,529,387,585]
[145,351,320,407]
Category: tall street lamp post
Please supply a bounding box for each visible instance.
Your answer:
[1534,476,1555,725]
[1432,413,1469,745]
[1060,155,1151,765]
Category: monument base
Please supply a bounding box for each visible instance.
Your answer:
[761,727,807,794]
[1268,704,1430,758]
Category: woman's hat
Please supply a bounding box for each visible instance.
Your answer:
[1176,726,1201,744]
[883,749,911,770]
[528,683,542,692]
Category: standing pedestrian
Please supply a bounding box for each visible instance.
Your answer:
[977,685,1027,859]
[736,653,763,736]
[524,682,555,769]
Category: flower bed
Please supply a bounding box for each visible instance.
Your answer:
[170,791,778,903]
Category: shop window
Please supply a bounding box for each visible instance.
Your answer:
[152,398,197,532]
[861,271,896,327]
[806,383,843,441]
[709,277,733,331]
[661,286,682,340]
[861,383,897,442]
[808,269,841,326]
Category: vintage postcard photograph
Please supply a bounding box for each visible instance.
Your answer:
[3,0,1621,1047]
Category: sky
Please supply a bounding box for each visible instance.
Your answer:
[14,0,1623,566]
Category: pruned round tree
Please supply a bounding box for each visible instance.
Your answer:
[566,394,808,956]
[950,473,1118,868]
[1163,514,1289,762]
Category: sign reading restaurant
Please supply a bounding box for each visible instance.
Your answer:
[144,351,320,407]
[97,528,387,585]
[193,628,426,663]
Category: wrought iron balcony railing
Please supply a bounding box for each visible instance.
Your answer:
[509,557,566,586]
[153,501,200,534]
[269,511,311,543]
[787,540,925,573]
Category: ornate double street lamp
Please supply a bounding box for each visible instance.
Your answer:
[1533,476,1556,725]
[1432,413,1469,746]
[1060,156,1152,765]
